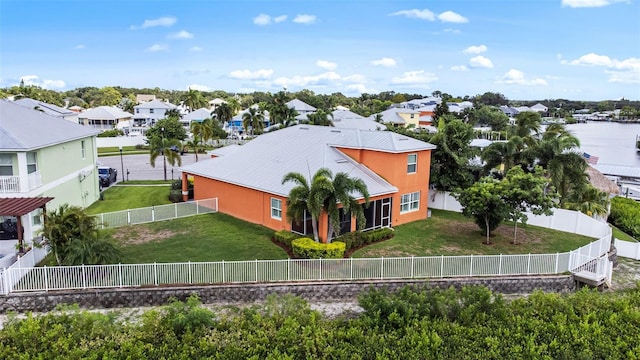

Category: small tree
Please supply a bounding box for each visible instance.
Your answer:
[502,166,556,244]
[454,178,509,245]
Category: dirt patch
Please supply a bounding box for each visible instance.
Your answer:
[440,218,542,245]
[112,227,187,245]
[608,257,640,291]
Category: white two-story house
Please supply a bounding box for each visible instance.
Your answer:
[0,100,100,255]
[133,99,178,127]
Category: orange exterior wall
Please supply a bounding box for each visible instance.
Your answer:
[337,147,432,226]
[189,175,290,232]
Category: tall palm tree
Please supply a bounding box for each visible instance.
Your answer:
[242,107,265,136]
[213,103,233,128]
[308,109,334,127]
[64,234,122,265]
[536,123,580,169]
[564,185,610,218]
[282,168,333,242]
[183,137,203,162]
[149,136,183,181]
[548,152,589,206]
[323,172,370,243]
[181,88,208,112]
[190,118,214,145]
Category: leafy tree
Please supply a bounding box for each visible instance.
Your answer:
[428,118,478,191]
[64,235,122,265]
[502,166,556,244]
[307,109,334,127]
[164,108,181,120]
[242,107,265,136]
[474,91,509,106]
[564,185,610,217]
[454,177,510,244]
[475,105,510,131]
[149,136,183,181]
[181,88,208,112]
[433,101,450,123]
[282,168,334,242]
[535,123,580,169]
[92,86,122,106]
[145,117,187,141]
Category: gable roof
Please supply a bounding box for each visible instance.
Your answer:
[136,94,156,103]
[181,125,435,198]
[78,106,133,120]
[286,99,316,112]
[134,99,177,110]
[182,108,213,122]
[377,108,418,125]
[0,100,99,151]
[13,98,75,118]
[332,110,384,131]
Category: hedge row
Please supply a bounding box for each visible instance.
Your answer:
[291,237,346,259]
[609,197,640,239]
[335,228,395,250]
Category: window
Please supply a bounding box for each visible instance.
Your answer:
[81,140,86,159]
[150,109,154,114]
[0,154,13,176]
[32,208,43,226]
[407,154,417,174]
[136,109,139,114]
[400,192,420,213]
[27,152,37,174]
[271,198,282,220]
[410,114,415,119]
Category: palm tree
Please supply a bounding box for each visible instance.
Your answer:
[547,152,589,206]
[242,107,265,136]
[191,118,214,145]
[64,234,122,265]
[39,204,100,265]
[183,137,203,162]
[308,109,334,127]
[149,136,183,181]
[282,168,333,242]
[165,108,181,120]
[373,113,384,123]
[181,88,208,112]
[323,172,370,243]
[213,103,233,128]
[564,185,610,218]
[536,123,580,169]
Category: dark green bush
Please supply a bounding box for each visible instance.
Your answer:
[291,237,345,259]
[609,196,640,239]
[97,129,124,137]
[335,227,395,250]
[273,230,301,249]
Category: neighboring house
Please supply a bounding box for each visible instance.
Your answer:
[180,125,436,242]
[376,108,421,128]
[13,98,79,124]
[530,103,549,113]
[401,97,441,110]
[181,108,213,130]
[332,110,384,131]
[0,100,100,247]
[286,99,316,116]
[136,94,156,104]
[133,99,178,126]
[500,105,519,117]
[228,106,271,135]
[78,106,133,130]
[209,98,226,111]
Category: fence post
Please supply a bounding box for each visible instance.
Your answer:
[152,206,155,222]
[440,255,444,278]
[319,258,322,280]
[44,266,49,292]
[555,253,559,274]
[469,254,473,277]
[154,262,158,285]
[101,214,105,229]
[118,263,123,288]
[255,259,258,282]
[350,257,353,280]
[287,258,290,281]
[127,210,131,225]
[82,264,86,289]
[175,203,178,219]
[380,257,384,279]
[411,256,414,278]
[527,254,531,275]
[188,261,192,284]
[221,260,225,283]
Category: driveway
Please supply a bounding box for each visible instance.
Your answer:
[98,153,199,182]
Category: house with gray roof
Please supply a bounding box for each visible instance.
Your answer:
[0,100,101,252]
[78,106,133,130]
[133,99,178,126]
[180,125,436,242]
[13,98,78,123]
[332,109,384,131]
[286,99,316,115]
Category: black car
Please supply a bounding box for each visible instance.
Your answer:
[98,166,118,187]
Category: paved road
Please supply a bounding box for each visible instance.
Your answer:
[98,153,198,182]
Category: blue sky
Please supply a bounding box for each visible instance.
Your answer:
[1,0,639,101]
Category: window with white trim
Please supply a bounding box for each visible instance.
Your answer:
[400,191,420,213]
[271,198,282,220]
[81,140,86,159]
[27,152,37,174]
[407,153,417,174]
[0,154,13,176]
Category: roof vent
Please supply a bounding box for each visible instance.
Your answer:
[398,138,409,141]
[300,126,309,130]
[335,159,348,163]
[330,130,342,133]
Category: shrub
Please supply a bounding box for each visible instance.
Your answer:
[97,129,124,137]
[273,230,301,249]
[609,197,640,239]
[335,228,395,250]
[291,237,346,259]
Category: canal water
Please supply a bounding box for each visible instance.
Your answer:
[565,122,640,168]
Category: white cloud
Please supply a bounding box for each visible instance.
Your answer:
[564,53,640,84]
[145,44,168,52]
[343,74,368,83]
[274,15,287,23]
[450,65,469,71]
[561,0,628,8]
[496,69,548,86]
[168,30,193,39]
[273,72,341,87]
[183,69,210,76]
[391,70,438,85]
[438,11,469,23]
[236,87,257,94]
[346,84,376,94]
[253,14,271,25]
[20,75,66,89]
[469,55,494,68]
[371,57,397,67]
[131,16,177,30]
[293,14,316,24]
[463,45,487,54]
[74,44,85,49]
[390,9,435,20]
[189,46,203,52]
[229,69,274,80]
[186,84,211,91]
[316,60,337,70]
[442,28,461,33]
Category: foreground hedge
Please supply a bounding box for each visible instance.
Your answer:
[1,286,639,359]
[291,237,346,259]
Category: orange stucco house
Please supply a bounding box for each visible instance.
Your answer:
[180,125,436,242]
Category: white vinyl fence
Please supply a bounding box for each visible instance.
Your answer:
[96,198,218,229]
[614,239,640,260]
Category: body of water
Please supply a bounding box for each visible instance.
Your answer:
[565,122,640,168]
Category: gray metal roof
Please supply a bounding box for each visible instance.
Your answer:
[182,108,212,122]
[134,99,177,110]
[286,99,316,112]
[592,164,640,179]
[332,110,384,131]
[181,125,435,197]
[0,100,99,151]
[79,106,133,120]
[13,98,75,117]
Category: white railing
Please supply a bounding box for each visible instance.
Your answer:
[96,198,218,229]
[0,176,20,193]
[0,246,49,295]
[614,238,640,260]
[0,237,609,295]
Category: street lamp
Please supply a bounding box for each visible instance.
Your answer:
[118,145,125,183]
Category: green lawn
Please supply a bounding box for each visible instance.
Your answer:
[85,185,172,215]
[612,225,637,242]
[352,209,596,258]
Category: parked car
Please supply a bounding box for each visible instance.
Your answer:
[98,166,117,187]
